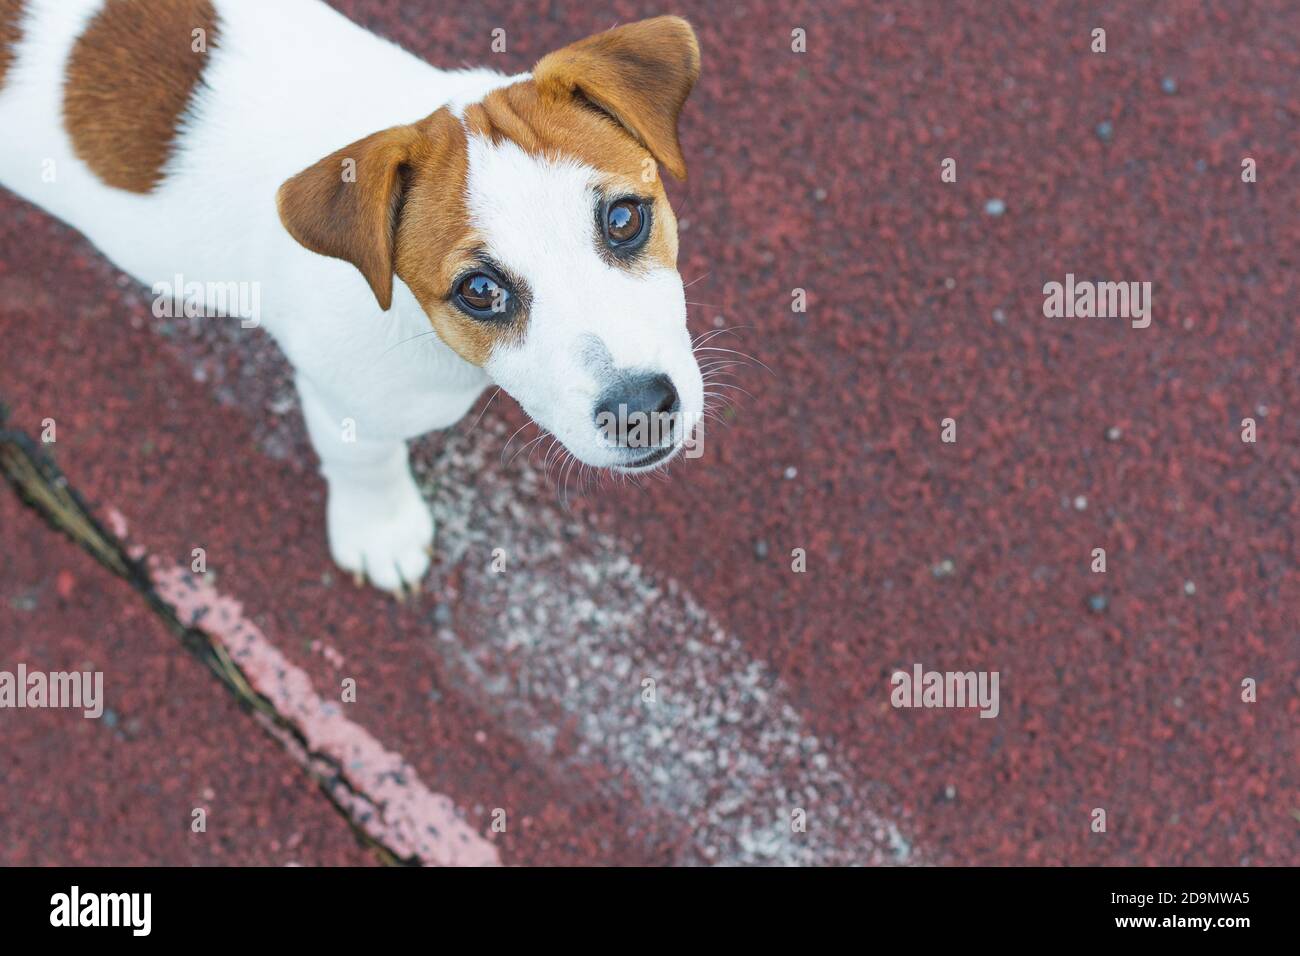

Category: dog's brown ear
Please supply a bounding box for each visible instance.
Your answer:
[533,16,700,179]
[277,124,428,311]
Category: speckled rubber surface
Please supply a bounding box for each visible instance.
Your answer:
[1,0,1295,865]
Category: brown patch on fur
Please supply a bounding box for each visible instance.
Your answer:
[278,109,507,367]
[394,112,511,367]
[532,16,699,180]
[278,122,433,313]
[0,0,27,91]
[464,81,650,186]
[64,0,219,194]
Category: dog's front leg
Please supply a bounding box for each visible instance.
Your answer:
[296,375,433,595]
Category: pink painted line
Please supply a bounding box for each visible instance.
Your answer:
[106,511,498,866]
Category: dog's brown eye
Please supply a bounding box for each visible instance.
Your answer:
[455,271,509,317]
[605,199,647,247]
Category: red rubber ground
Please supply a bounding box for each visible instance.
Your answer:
[1,0,1296,865]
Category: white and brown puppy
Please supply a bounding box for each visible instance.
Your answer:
[0,0,704,592]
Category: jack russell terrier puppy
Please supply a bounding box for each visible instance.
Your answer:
[0,0,705,594]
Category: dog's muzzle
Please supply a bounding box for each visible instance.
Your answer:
[592,371,684,469]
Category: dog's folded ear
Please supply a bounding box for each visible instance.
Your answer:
[277,123,428,311]
[533,16,700,179]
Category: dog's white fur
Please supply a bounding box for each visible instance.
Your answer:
[0,0,703,591]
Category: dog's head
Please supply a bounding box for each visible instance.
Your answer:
[278,17,703,472]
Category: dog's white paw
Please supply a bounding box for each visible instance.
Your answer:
[325,475,433,596]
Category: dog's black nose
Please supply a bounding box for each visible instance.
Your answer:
[593,373,680,445]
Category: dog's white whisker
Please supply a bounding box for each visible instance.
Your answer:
[699,377,742,390]
[560,453,581,510]
[466,387,503,435]
[700,375,752,393]
[501,420,540,465]
[547,440,573,485]
[693,342,760,357]
[506,430,548,468]
[535,435,562,472]
[569,460,589,501]
[698,361,746,375]
[691,327,741,349]
[692,323,756,343]
[701,394,738,415]
[546,437,567,474]
[378,329,440,359]
[700,374,749,392]
[693,346,773,376]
